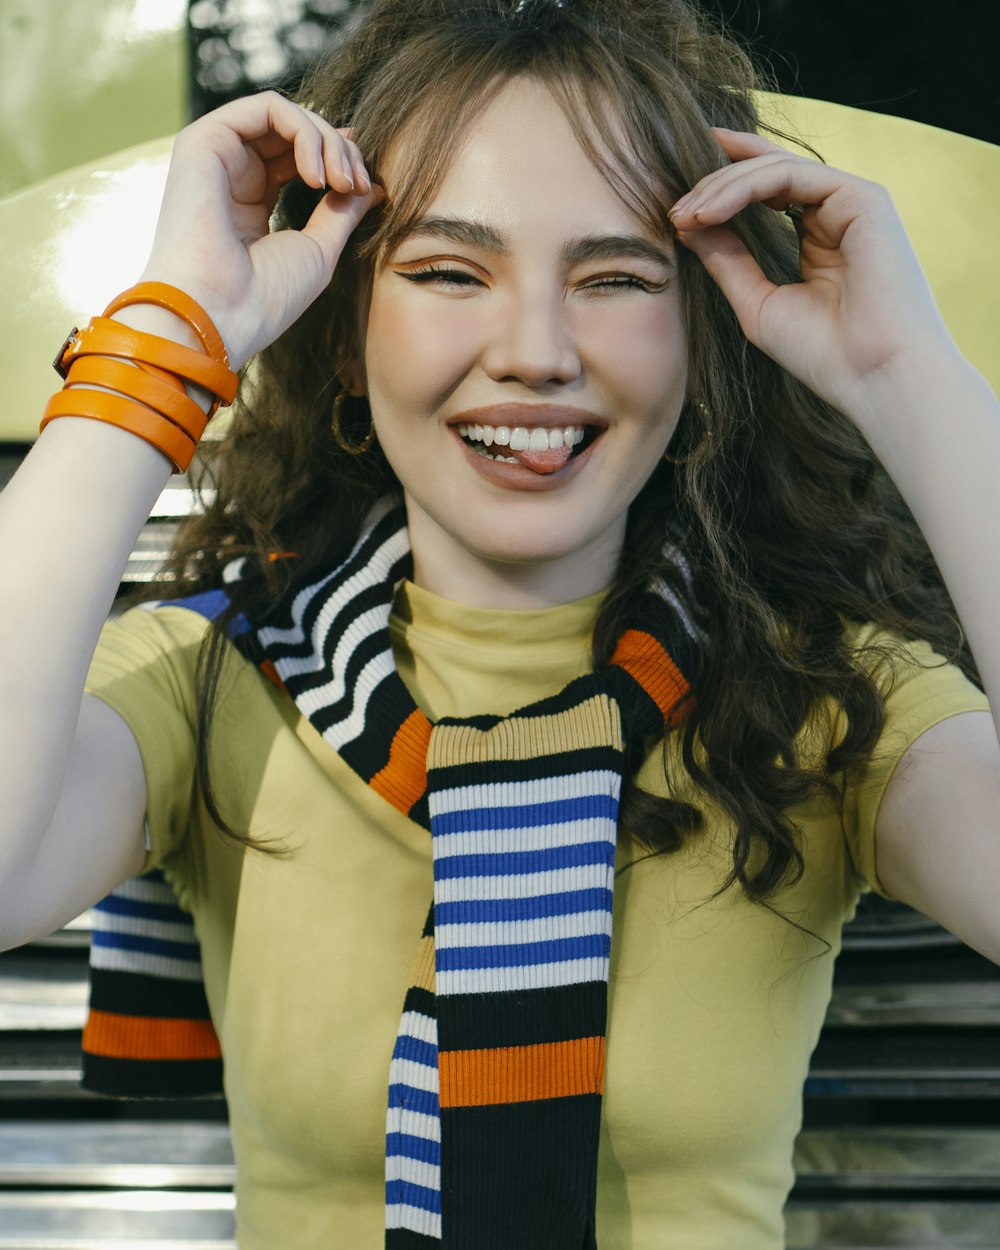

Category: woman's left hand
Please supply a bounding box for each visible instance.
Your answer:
[669,129,957,420]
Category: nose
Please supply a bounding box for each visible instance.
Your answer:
[480,284,582,387]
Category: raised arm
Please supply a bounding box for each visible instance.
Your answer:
[0,93,379,949]
[669,130,1000,962]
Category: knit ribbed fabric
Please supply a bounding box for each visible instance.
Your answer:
[82,498,698,1246]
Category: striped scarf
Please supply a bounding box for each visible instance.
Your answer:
[84,497,698,1248]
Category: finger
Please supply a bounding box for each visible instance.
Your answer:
[711,128,791,161]
[670,155,848,230]
[341,137,372,194]
[299,183,385,271]
[294,109,372,194]
[675,225,779,346]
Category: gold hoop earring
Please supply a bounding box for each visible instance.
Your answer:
[662,399,713,466]
[331,389,375,455]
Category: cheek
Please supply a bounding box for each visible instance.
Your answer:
[364,288,484,408]
[585,300,687,412]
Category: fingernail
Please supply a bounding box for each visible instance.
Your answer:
[341,157,354,188]
[357,169,371,193]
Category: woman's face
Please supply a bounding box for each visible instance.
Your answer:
[362,76,687,606]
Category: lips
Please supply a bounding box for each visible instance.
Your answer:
[450,406,604,476]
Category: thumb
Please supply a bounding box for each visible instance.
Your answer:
[300,183,385,272]
[676,224,777,345]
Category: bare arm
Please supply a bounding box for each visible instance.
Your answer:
[876,711,1000,965]
[0,93,379,950]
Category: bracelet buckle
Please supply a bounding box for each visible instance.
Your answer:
[53,328,80,378]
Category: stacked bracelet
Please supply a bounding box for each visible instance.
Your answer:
[41,283,239,473]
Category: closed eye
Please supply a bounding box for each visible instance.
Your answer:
[398,265,481,287]
[581,274,668,294]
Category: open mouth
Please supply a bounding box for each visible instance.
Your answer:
[455,422,600,474]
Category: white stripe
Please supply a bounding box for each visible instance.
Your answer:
[385,1155,441,1192]
[90,911,196,945]
[389,1058,439,1095]
[437,954,610,996]
[397,1010,437,1046]
[432,818,616,860]
[89,945,204,982]
[385,1203,441,1239]
[222,557,246,584]
[429,770,621,816]
[281,646,396,752]
[106,877,182,907]
[434,862,614,903]
[274,600,392,687]
[259,521,406,654]
[435,909,611,950]
[385,1107,441,1144]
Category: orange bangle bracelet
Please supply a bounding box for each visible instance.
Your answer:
[64,356,209,444]
[41,389,197,473]
[103,282,230,368]
[55,318,238,406]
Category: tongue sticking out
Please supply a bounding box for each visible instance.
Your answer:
[508,444,574,474]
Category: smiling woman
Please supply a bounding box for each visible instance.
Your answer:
[1,0,998,1248]
[364,78,687,601]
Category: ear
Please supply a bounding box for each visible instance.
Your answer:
[337,356,367,398]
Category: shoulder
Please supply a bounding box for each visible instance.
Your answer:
[839,621,986,748]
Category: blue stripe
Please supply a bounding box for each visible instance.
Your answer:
[392,1034,437,1069]
[433,839,614,881]
[93,895,191,925]
[435,888,612,926]
[166,589,230,621]
[432,793,618,836]
[436,932,610,971]
[386,1132,441,1167]
[163,590,250,638]
[387,1084,439,1118]
[385,1179,441,1215]
[90,929,202,963]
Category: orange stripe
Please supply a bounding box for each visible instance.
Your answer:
[259,658,286,689]
[439,1036,605,1108]
[370,708,432,815]
[83,1010,222,1061]
[611,628,691,723]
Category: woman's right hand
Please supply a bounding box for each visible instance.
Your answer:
[136,91,382,369]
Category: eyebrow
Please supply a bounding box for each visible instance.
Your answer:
[401,215,675,270]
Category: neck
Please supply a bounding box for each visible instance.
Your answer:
[405,494,623,609]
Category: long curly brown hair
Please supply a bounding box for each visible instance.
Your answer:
[149,0,976,901]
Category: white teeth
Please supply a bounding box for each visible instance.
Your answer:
[469,444,519,463]
[456,423,588,452]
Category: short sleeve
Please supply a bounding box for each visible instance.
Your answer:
[84,605,210,872]
[841,629,990,897]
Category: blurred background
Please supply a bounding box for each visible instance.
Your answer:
[0,0,996,198]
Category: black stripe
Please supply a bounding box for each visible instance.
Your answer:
[81,1054,223,1099]
[440,1095,600,1250]
[426,745,623,792]
[88,969,213,1020]
[286,626,389,718]
[260,502,406,623]
[403,985,436,1021]
[338,673,425,782]
[273,579,392,671]
[385,1231,440,1249]
[436,982,606,1052]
